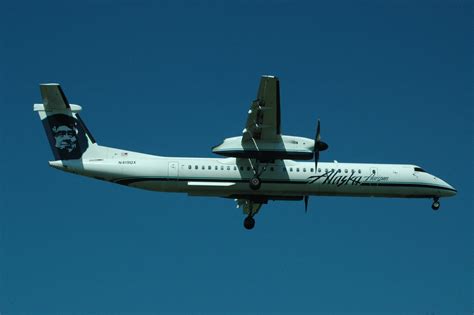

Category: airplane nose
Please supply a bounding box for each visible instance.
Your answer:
[446,183,457,196]
[440,179,457,197]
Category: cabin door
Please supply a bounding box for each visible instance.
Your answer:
[168,162,179,179]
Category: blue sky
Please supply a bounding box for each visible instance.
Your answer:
[1,0,472,313]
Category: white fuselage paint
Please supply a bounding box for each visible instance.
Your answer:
[50,147,457,200]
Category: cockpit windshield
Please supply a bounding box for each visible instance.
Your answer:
[414,167,426,173]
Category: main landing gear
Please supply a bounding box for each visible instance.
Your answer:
[236,199,262,230]
[248,160,267,190]
[244,215,256,230]
[249,176,261,190]
[432,197,440,211]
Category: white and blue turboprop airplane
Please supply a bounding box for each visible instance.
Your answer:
[35,76,456,229]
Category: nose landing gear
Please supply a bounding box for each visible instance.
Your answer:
[432,197,440,211]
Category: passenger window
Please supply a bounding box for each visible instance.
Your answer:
[247,166,251,171]
[202,165,205,170]
[296,168,299,172]
[344,169,348,173]
[208,166,211,170]
[283,167,286,171]
[221,166,224,170]
[290,167,293,172]
[303,168,306,172]
[372,169,376,174]
[358,169,361,174]
[188,165,192,170]
[270,167,274,171]
[234,166,237,171]
[325,168,328,172]
[227,166,230,170]
[215,165,218,170]
[240,166,244,171]
[317,168,321,173]
[195,165,198,170]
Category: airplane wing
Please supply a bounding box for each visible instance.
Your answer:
[242,75,281,142]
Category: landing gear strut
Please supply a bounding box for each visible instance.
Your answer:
[432,197,440,211]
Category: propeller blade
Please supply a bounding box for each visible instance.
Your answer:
[315,150,319,173]
[304,195,309,213]
[313,119,321,173]
[316,119,321,142]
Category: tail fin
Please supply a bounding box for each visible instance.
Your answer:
[34,84,97,160]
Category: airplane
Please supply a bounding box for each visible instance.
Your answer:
[34,75,457,230]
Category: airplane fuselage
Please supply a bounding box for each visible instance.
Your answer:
[49,147,456,200]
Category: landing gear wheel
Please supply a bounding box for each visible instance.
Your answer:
[249,176,261,190]
[244,216,255,230]
[432,200,440,211]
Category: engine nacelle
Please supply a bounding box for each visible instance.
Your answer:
[212,135,314,160]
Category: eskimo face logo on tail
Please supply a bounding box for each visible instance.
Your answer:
[43,114,89,160]
[52,124,77,152]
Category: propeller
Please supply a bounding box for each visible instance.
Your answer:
[305,119,329,213]
[313,119,328,173]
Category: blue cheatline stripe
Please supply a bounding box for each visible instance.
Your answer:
[361,182,456,192]
[111,176,456,192]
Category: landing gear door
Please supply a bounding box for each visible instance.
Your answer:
[168,162,179,179]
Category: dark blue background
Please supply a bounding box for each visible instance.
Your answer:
[1,0,472,313]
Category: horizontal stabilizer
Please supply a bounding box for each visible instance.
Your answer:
[34,103,82,112]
